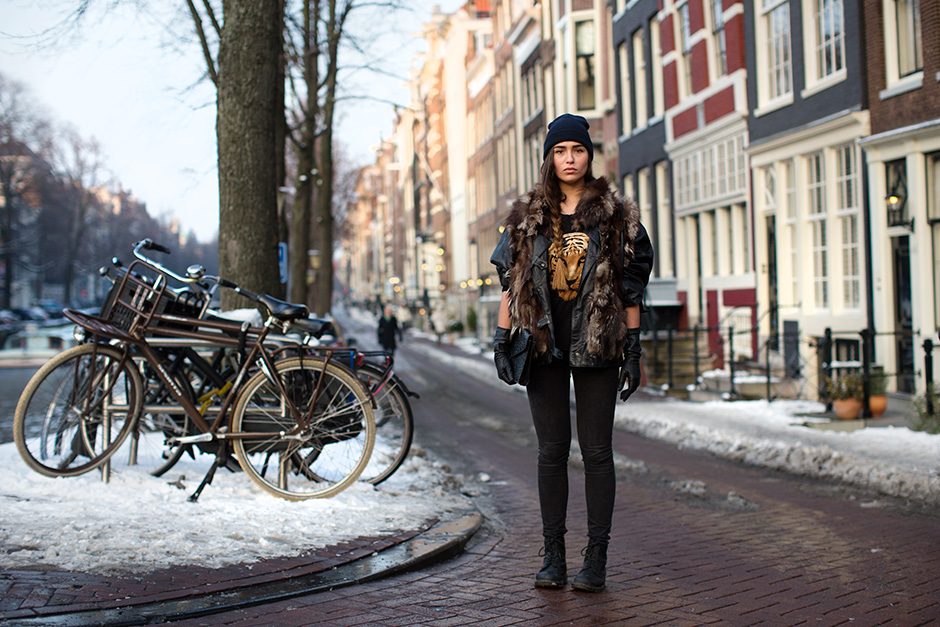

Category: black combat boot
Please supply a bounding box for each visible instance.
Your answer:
[572,540,607,593]
[534,537,567,589]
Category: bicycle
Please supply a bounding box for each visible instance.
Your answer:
[14,252,376,501]
[104,240,417,486]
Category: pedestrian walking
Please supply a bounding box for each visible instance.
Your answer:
[377,305,403,356]
[490,113,653,593]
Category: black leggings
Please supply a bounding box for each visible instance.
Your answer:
[526,357,619,544]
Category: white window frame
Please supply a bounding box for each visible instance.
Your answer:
[633,28,649,126]
[807,152,829,310]
[801,0,847,97]
[650,17,665,118]
[755,0,794,114]
[710,0,728,80]
[655,161,673,277]
[836,144,860,310]
[618,42,633,136]
[678,2,695,99]
[880,0,924,99]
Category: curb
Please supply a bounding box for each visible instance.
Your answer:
[2,511,484,626]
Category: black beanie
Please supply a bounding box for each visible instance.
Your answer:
[543,114,593,162]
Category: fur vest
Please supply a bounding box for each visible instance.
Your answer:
[492,177,642,367]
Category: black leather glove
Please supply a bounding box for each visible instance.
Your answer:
[493,327,516,385]
[619,328,642,401]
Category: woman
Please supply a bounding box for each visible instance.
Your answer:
[490,113,653,593]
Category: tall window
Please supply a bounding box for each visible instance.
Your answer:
[622,173,634,200]
[638,168,652,230]
[655,161,673,277]
[712,0,728,77]
[895,0,922,78]
[650,17,665,117]
[929,152,940,327]
[679,3,694,96]
[815,0,845,79]
[618,43,632,135]
[836,145,859,309]
[576,20,596,110]
[785,160,799,305]
[633,29,648,125]
[763,0,792,101]
[808,153,828,308]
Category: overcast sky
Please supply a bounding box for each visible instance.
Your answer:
[0,1,462,243]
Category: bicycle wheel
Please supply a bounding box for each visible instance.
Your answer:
[126,356,197,477]
[231,356,375,500]
[14,343,143,478]
[356,363,414,485]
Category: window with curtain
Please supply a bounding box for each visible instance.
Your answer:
[576,20,596,110]
[895,0,923,78]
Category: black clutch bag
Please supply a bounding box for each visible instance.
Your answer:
[509,328,534,386]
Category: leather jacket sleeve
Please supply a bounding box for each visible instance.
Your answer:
[622,222,654,307]
[490,229,512,291]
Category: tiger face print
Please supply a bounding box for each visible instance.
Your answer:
[550,232,589,301]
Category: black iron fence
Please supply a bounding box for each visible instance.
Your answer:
[645,320,936,418]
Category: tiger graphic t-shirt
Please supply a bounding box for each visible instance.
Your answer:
[549,214,588,352]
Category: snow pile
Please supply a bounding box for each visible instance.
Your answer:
[0,442,472,574]
[617,399,940,507]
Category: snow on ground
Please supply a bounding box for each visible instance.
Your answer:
[0,442,473,574]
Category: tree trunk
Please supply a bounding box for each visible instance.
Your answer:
[273,0,288,300]
[217,0,282,310]
[288,0,320,307]
[310,0,349,315]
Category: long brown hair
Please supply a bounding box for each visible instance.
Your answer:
[539,148,596,258]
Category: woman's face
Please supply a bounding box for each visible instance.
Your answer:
[552,141,590,186]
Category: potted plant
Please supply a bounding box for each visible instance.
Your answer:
[867,367,888,419]
[825,373,864,420]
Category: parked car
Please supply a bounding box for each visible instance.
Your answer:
[33,300,65,318]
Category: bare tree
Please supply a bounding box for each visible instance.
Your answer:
[0,75,56,308]
[52,127,109,304]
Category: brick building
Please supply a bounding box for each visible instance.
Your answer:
[859,0,940,394]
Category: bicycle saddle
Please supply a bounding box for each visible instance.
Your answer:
[289,316,335,339]
[256,294,309,321]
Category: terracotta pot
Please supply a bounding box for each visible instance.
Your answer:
[868,395,887,419]
[833,398,862,420]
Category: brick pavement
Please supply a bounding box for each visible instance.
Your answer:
[161,419,940,626]
[0,523,434,621]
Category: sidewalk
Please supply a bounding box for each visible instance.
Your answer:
[0,512,483,625]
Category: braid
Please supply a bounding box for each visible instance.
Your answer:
[549,209,563,258]
[540,155,565,258]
